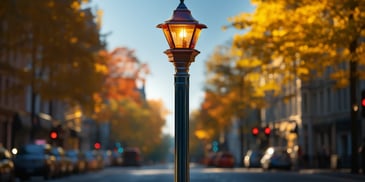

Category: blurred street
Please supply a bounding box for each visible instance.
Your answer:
[2,1,365,182]
[19,163,365,182]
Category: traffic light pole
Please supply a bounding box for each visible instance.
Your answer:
[239,72,245,167]
[361,90,365,117]
[350,59,359,173]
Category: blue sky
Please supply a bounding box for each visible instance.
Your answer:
[90,0,254,135]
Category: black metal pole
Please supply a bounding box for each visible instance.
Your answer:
[175,73,189,182]
[348,4,359,173]
[350,57,359,174]
[164,49,199,182]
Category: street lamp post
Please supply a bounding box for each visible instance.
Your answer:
[157,1,206,182]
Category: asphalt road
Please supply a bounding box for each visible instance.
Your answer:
[20,164,365,182]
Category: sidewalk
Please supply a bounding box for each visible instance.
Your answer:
[299,168,365,181]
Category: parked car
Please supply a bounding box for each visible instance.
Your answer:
[122,148,142,166]
[243,149,263,168]
[260,147,292,170]
[51,147,73,177]
[102,150,113,167]
[65,150,87,174]
[203,153,218,167]
[214,152,235,168]
[0,147,15,182]
[13,144,57,180]
[111,151,123,166]
[85,150,103,171]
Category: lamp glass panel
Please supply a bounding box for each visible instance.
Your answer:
[190,28,202,49]
[162,27,174,48]
[168,24,195,48]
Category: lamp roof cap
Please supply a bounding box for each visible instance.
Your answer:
[157,1,207,28]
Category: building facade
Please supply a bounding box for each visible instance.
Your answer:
[0,44,68,149]
[263,71,365,168]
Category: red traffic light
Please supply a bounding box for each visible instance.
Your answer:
[252,127,259,136]
[362,98,365,107]
[94,142,101,149]
[50,131,58,139]
[264,127,271,136]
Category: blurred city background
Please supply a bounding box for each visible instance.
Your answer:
[1,0,365,181]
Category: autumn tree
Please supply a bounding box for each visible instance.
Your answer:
[104,47,149,103]
[93,47,150,122]
[194,44,268,144]
[0,0,106,118]
[189,110,210,162]
[227,0,365,173]
[107,98,168,162]
[203,45,242,133]
[93,47,168,162]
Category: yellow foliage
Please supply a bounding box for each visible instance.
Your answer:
[70,37,78,44]
[147,99,170,118]
[297,67,309,76]
[71,1,80,10]
[253,89,265,97]
[336,78,349,88]
[236,59,262,68]
[96,10,104,29]
[95,63,108,74]
[47,1,55,8]
[333,16,347,29]
[272,29,287,37]
[195,130,210,140]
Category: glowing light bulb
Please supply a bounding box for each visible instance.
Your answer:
[179,29,187,38]
[179,28,187,47]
